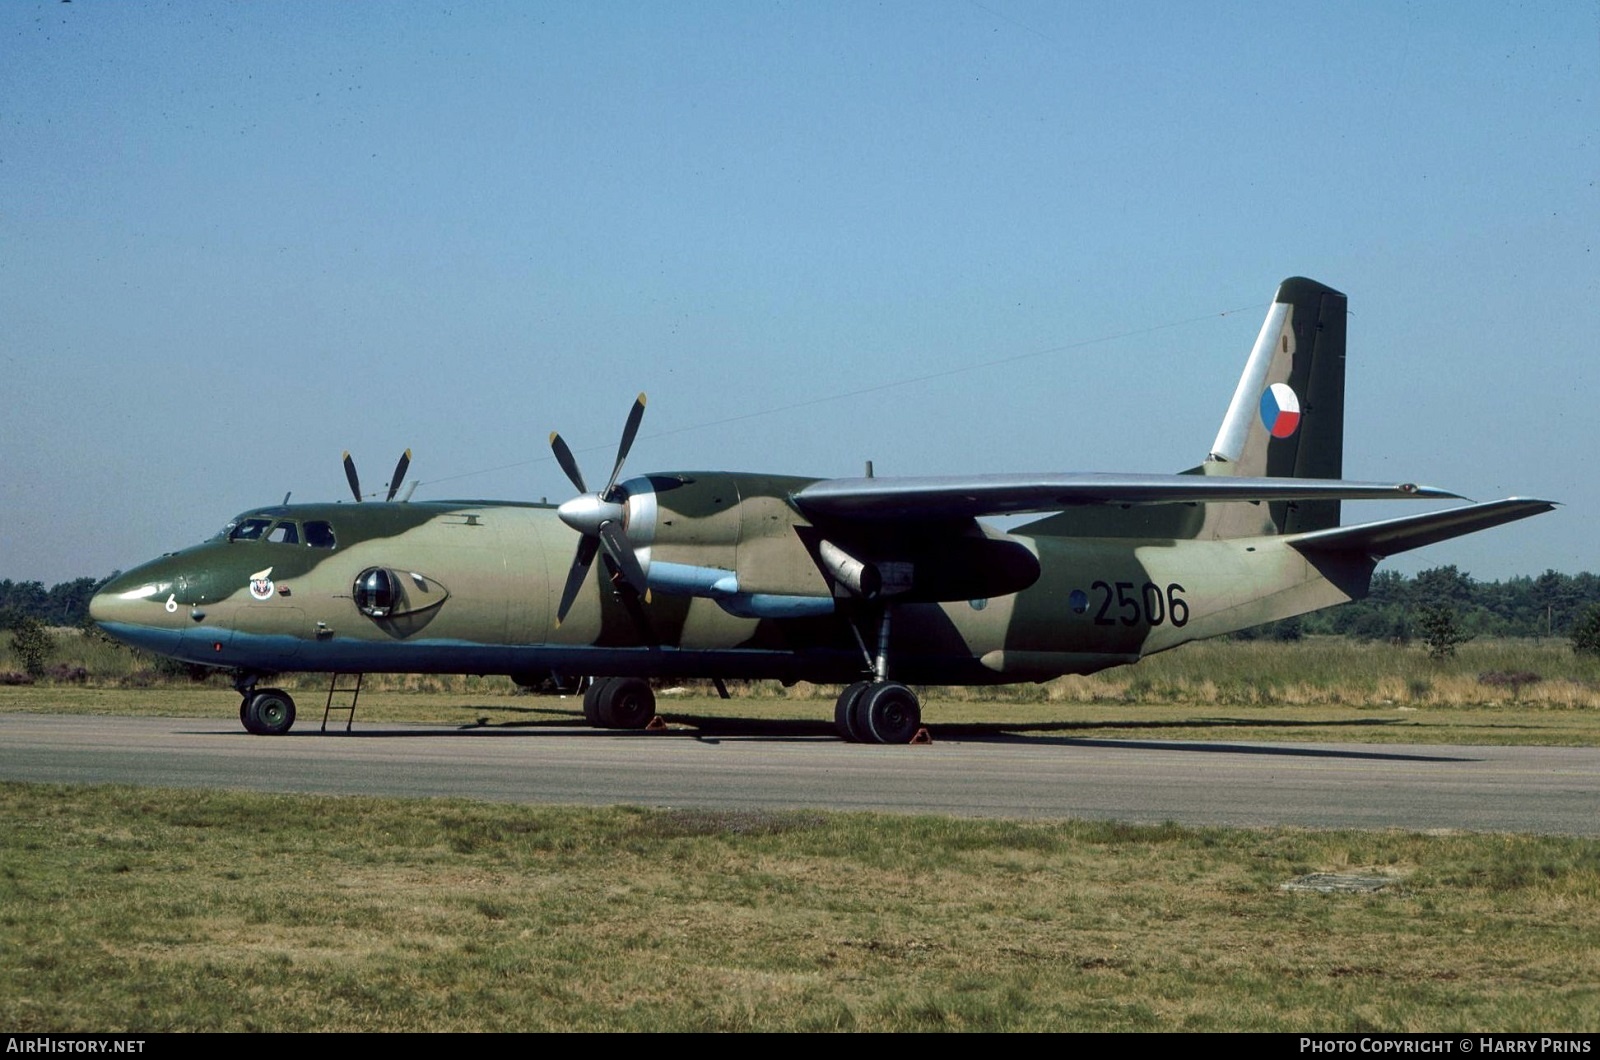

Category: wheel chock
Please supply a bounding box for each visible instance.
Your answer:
[646,715,669,731]
[910,728,932,745]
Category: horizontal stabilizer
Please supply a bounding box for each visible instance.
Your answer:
[793,473,1460,523]
[1288,499,1557,559]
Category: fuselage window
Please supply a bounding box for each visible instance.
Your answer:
[305,521,337,549]
[229,518,272,542]
[267,521,300,545]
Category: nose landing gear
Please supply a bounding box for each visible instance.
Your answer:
[234,672,296,735]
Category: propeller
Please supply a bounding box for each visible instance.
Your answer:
[551,394,649,624]
[385,450,412,502]
[341,449,413,502]
[343,452,362,503]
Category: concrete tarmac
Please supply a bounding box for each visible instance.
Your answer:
[3,713,1597,835]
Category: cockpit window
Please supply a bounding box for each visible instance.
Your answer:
[229,518,272,542]
[223,516,335,548]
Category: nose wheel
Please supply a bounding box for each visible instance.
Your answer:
[239,688,297,735]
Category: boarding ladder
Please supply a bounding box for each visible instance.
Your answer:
[321,672,364,733]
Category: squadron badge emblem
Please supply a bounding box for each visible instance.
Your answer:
[248,567,275,601]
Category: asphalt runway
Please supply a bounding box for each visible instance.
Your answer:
[2,713,1597,835]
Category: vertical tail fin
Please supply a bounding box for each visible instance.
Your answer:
[1205,277,1347,536]
[1015,277,1349,542]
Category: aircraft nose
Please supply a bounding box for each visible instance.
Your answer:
[88,567,184,641]
[90,577,147,626]
[88,586,111,626]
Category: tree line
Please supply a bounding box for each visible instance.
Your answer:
[1231,567,1600,643]
[0,577,104,629]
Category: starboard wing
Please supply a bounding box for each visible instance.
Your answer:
[790,473,1461,523]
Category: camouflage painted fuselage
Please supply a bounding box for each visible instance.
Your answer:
[90,470,1365,686]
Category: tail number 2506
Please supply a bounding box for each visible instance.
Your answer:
[1089,580,1189,627]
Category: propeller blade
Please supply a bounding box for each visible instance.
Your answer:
[342,451,362,503]
[598,519,647,594]
[549,432,587,494]
[603,393,647,499]
[385,449,412,502]
[555,535,600,625]
[608,561,660,647]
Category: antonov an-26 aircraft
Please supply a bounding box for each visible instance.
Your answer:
[91,278,1554,742]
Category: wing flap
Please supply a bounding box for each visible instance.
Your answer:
[1287,499,1557,559]
[792,473,1460,522]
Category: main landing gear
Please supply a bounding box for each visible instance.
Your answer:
[582,676,657,730]
[833,680,922,744]
[234,673,296,735]
[832,604,924,744]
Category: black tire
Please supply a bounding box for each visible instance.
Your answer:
[833,680,872,742]
[853,682,921,745]
[240,697,261,735]
[598,677,655,730]
[582,678,611,727]
[245,688,296,736]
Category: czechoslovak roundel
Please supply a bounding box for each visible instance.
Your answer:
[1259,383,1302,439]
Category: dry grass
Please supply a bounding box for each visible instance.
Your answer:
[2,783,1596,1032]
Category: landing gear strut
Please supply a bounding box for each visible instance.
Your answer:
[582,677,656,730]
[832,605,923,744]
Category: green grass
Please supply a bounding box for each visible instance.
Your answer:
[1,783,1595,1032]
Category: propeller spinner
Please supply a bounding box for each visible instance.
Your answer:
[551,394,648,623]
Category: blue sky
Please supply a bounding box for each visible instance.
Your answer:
[3,0,1595,585]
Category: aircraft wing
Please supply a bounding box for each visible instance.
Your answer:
[1287,498,1558,559]
[790,473,1461,522]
